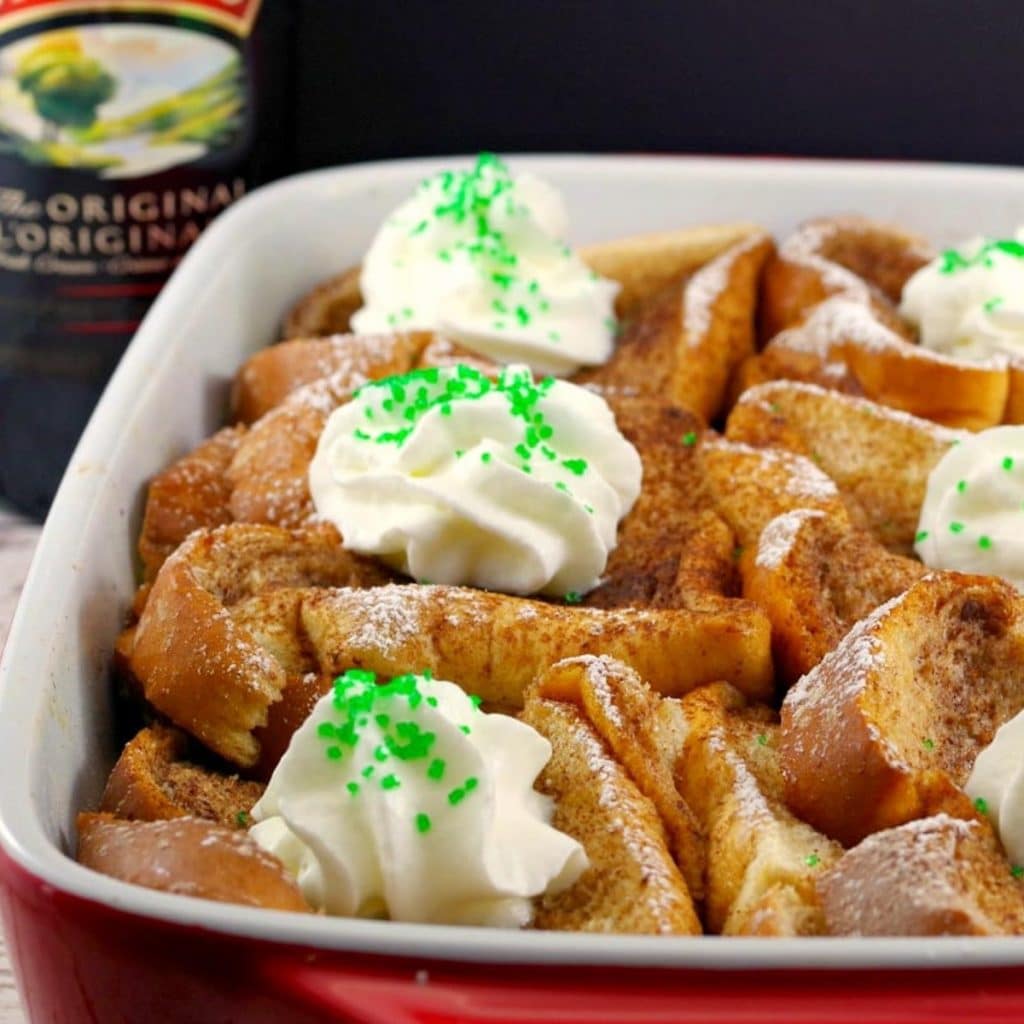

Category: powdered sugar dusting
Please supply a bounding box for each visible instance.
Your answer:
[756,509,827,569]
[684,232,765,342]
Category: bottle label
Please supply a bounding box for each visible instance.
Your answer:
[0,0,262,282]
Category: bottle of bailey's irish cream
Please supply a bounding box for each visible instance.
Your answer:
[0,0,292,517]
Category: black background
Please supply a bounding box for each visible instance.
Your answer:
[290,0,1022,170]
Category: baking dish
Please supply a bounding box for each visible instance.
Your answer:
[4,154,1024,1023]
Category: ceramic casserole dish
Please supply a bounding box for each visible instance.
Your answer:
[4,155,1024,1024]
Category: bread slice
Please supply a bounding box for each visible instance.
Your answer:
[819,814,1024,936]
[726,380,965,556]
[522,690,701,934]
[78,813,310,912]
[578,233,773,422]
[668,683,840,935]
[101,724,263,826]
[781,572,1024,846]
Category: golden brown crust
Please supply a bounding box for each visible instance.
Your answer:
[781,572,1024,846]
[77,812,311,912]
[819,815,1024,936]
[101,724,264,825]
[522,691,702,935]
[138,426,246,581]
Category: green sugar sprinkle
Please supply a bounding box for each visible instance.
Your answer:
[949,521,965,534]
[756,733,768,747]
[235,810,249,827]
[350,363,600,499]
[1004,456,1015,471]
[400,153,615,341]
[564,591,582,604]
[681,431,698,447]
[956,479,967,493]
[315,669,486,829]
[979,535,993,550]
[1013,865,1024,880]
[975,796,989,815]
[915,530,929,543]
[922,737,935,751]
[985,296,1005,313]
[939,239,1024,275]
[805,853,821,868]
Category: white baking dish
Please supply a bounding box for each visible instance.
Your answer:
[4,155,1024,1022]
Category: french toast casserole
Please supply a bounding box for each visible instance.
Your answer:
[78,154,1024,938]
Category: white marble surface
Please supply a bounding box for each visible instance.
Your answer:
[0,504,41,1024]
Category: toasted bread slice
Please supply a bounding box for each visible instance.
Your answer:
[534,655,704,901]
[726,381,966,556]
[138,425,245,581]
[819,815,1024,936]
[751,297,1010,431]
[522,690,701,934]
[578,233,773,421]
[667,683,839,935]
[781,572,1024,846]
[128,523,392,766]
[759,215,932,342]
[699,436,846,552]
[78,813,310,912]
[101,724,263,826]
[745,504,924,685]
[232,331,430,425]
[587,391,737,608]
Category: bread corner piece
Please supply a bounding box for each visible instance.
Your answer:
[819,814,1024,936]
[521,658,702,935]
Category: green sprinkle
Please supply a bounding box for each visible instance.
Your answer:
[805,853,821,868]
[979,535,993,550]
[464,777,478,792]
[564,591,582,604]
[427,758,446,781]
[985,296,1005,313]
[426,696,439,707]
[1004,456,1015,471]
[326,746,342,761]
[681,431,698,447]
[448,787,467,806]
[415,813,432,834]
[346,781,360,796]
[380,774,400,791]
[975,797,990,815]
[562,458,588,476]
[481,451,492,463]
[957,479,967,493]
[1013,865,1024,879]
[469,694,483,709]
[915,530,929,543]
[756,733,768,747]
[235,811,249,827]
[459,725,471,735]
[922,737,935,751]
[361,765,375,779]
[950,521,965,534]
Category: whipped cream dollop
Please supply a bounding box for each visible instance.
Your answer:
[250,669,587,926]
[350,153,618,376]
[309,363,642,597]
[900,233,1024,362]
[914,426,1024,589]
[966,711,1024,868]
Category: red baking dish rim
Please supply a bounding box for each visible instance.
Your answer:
[4,845,1024,1023]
